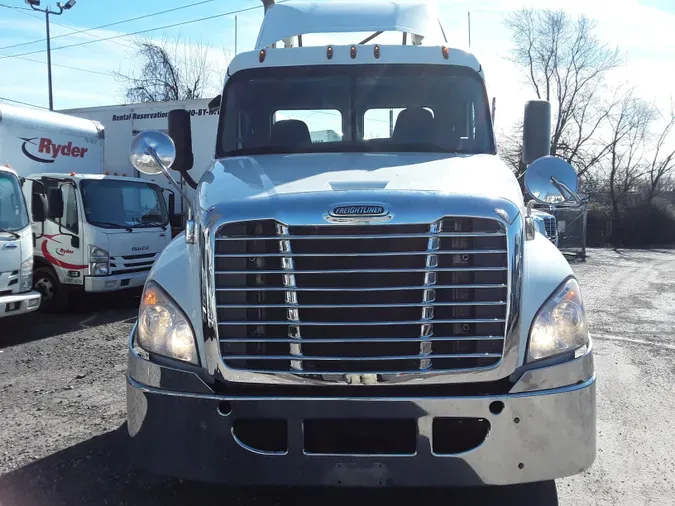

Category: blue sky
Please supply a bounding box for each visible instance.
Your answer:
[0,0,674,135]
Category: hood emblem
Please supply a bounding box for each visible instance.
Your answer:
[326,204,392,223]
[329,204,388,217]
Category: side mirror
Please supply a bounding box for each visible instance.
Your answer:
[32,194,47,222]
[168,109,197,190]
[522,100,551,166]
[46,188,63,219]
[525,155,580,206]
[129,130,176,175]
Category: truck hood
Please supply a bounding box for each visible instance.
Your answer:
[97,228,170,258]
[199,153,524,210]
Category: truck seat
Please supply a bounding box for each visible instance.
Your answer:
[392,107,437,145]
[271,119,312,148]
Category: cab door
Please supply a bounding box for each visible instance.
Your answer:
[38,177,86,286]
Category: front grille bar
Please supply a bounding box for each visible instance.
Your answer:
[277,223,303,371]
[215,283,507,292]
[218,318,505,326]
[217,231,505,241]
[217,301,506,309]
[215,249,507,258]
[219,336,505,343]
[215,267,506,275]
[222,353,503,361]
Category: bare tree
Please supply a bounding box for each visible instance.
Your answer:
[505,9,623,173]
[604,91,654,219]
[645,105,675,204]
[114,35,223,103]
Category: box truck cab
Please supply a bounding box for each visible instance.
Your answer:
[23,173,172,311]
[124,1,595,488]
[0,166,41,317]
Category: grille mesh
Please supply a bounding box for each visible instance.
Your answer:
[215,218,508,375]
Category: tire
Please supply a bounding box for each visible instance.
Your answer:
[33,266,70,313]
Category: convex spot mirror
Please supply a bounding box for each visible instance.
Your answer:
[129,130,176,175]
[525,155,579,205]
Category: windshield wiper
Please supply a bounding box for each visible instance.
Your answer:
[89,221,133,232]
[133,220,167,228]
[0,227,20,239]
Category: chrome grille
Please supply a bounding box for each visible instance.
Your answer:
[109,253,158,275]
[543,215,558,242]
[214,218,508,375]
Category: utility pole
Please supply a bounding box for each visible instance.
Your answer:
[25,0,77,110]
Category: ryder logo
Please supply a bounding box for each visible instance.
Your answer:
[56,247,75,256]
[20,137,89,164]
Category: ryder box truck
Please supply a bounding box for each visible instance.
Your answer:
[0,104,171,311]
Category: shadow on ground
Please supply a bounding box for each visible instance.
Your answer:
[0,425,559,506]
[1,291,140,348]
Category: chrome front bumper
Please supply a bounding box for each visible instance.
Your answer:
[0,291,41,318]
[127,333,596,486]
[84,271,148,292]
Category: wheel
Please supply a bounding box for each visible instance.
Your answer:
[33,266,70,313]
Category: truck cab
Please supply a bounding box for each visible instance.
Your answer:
[24,173,172,311]
[124,1,595,487]
[0,166,41,317]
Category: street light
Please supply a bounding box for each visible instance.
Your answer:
[25,0,76,110]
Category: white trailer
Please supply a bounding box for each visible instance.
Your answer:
[0,104,171,311]
[61,100,220,216]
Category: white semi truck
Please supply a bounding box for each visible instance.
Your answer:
[0,165,41,317]
[0,104,172,311]
[125,1,595,487]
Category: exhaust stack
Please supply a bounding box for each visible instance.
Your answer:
[262,0,275,12]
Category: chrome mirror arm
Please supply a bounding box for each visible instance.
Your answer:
[551,176,582,206]
[146,147,196,244]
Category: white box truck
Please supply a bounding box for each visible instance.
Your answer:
[0,165,41,317]
[0,104,172,311]
[124,0,595,488]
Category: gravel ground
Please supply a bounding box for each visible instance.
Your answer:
[0,248,674,505]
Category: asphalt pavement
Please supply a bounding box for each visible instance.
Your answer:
[0,248,673,506]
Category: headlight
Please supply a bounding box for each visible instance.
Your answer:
[92,262,109,276]
[20,257,33,292]
[89,246,109,276]
[89,245,109,261]
[137,281,198,364]
[527,278,589,362]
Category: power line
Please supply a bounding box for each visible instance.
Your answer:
[0,1,283,61]
[4,52,112,76]
[0,96,47,109]
[0,2,31,11]
[0,0,227,52]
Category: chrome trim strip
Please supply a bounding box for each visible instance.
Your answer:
[420,220,440,370]
[277,223,303,371]
[231,427,288,456]
[202,192,523,386]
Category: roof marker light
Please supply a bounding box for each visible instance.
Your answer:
[374,45,380,59]
[442,46,449,59]
[326,45,333,60]
[69,172,76,176]
[350,45,357,59]
[259,49,267,63]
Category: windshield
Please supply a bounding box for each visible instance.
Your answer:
[0,172,29,233]
[80,179,168,229]
[217,64,494,157]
